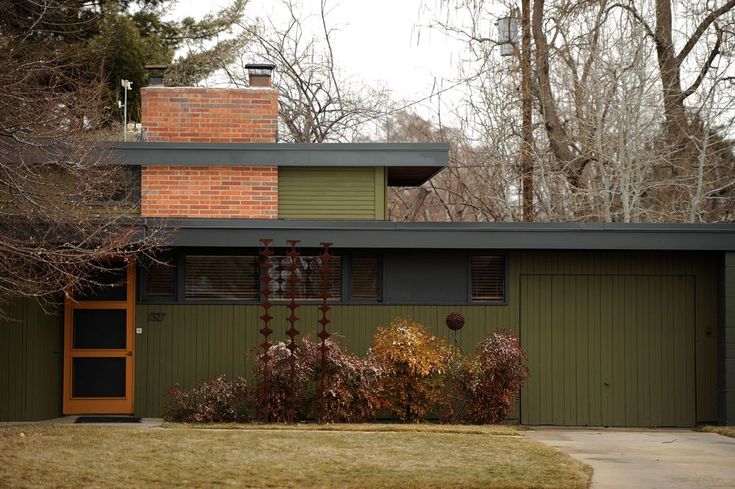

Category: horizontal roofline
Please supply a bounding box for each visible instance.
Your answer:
[107,142,449,166]
[107,142,449,186]
[142,218,735,251]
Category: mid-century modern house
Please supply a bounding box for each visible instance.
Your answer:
[2,64,735,428]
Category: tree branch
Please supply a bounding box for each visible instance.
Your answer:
[681,26,723,100]
[677,0,735,63]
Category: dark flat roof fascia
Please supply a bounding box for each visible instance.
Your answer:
[107,142,449,185]
[143,219,735,251]
[108,142,449,167]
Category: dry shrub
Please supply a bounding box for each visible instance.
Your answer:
[255,341,314,422]
[457,331,528,424]
[370,318,459,422]
[164,376,252,423]
[305,337,384,423]
[257,336,384,423]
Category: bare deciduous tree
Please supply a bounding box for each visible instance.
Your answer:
[419,0,735,222]
[227,0,389,142]
[0,1,162,311]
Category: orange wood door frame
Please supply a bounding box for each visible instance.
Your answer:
[63,262,136,415]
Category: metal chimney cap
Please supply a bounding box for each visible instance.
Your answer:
[245,63,276,71]
[145,64,168,86]
[245,63,275,87]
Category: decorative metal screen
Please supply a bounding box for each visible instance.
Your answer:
[185,255,259,300]
[350,256,380,300]
[470,256,506,301]
[267,255,341,301]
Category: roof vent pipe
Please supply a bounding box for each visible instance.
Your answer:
[245,63,275,87]
[145,64,168,86]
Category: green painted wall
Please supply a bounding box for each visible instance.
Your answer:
[134,251,719,426]
[521,275,695,427]
[0,299,63,421]
[723,253,735,425]
[278,167,386,220]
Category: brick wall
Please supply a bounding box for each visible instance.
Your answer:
[141,166,277,218]
[140,86,278,218]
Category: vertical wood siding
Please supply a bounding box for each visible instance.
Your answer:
[278,167,386,220]
[520,275,695,427]
[134,251,718,426]
[0,300,62,421]
[723,253,735,424]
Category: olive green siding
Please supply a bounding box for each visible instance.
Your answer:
[134,251,719,426]
[723,253,735,425]
[134,303,509,417]
[278,167,386,220]
[521,275,695,427]
[0,300,62,421]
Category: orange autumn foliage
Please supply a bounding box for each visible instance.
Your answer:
[370,318,459,422]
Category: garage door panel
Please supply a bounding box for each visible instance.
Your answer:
[587,275,602,426]
[520,274,695,427]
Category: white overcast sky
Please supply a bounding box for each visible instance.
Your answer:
[169,0,482,116]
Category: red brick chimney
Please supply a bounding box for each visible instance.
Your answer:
[139,64,279,218]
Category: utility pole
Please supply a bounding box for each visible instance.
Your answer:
[120,79,132,141]
[519,0,534,221]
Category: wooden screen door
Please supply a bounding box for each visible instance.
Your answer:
[63,262,136,415]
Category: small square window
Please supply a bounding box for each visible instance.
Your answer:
[350,256,380,301]
[144,258,176,299]
[471,256,506,302]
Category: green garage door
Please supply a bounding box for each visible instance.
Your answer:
[520,274,695,427]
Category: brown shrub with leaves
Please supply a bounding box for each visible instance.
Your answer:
[255,336,383,423]
[164,376,252,423]
[304,337,385,423]
[457,331,528,424]
[255,341,314,423]
[370,318,459,422]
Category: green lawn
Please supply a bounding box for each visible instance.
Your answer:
[0,424,591,489]
[700,425,735,438]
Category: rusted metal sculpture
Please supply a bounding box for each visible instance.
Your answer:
[286,240,301,370]
[285,240,301,421]
[258,238,274,421]
[445,311,465,351]
[317,242,333,419]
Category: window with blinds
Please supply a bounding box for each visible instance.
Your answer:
[185,255,259,300]
[350,256,380,300]
[145,259,176,299]
[471,256,506,301]
[268,255,341,301]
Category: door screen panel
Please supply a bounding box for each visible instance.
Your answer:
[64,261,135,414]
[75,268,128,301]
[72,357,127,398]
[72,309,127,349]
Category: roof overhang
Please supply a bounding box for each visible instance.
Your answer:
[143,219,735,251]
[107,142,448,186]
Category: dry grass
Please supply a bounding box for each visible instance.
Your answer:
[166,421,521,436]
[0,424,591,489]
[700,425,735,438]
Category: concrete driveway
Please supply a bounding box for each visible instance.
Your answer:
[525,428,735,489]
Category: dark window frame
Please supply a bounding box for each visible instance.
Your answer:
[139,255,178,303]
[346,254,383,303]
[468,254,508,304]
[184,254,260,302]
[139,248,346,305]
[267,252,343,304]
